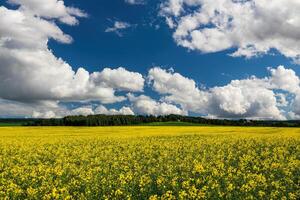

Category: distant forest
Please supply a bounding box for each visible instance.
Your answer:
[6,114,299,127]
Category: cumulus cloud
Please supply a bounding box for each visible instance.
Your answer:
[32,111,57,119]
[0,2,144,104]
[0,98,135,118]
[60,105,134,117]
[0,99,67,118]
[148,67,208,114]
[91,67,144,92]
[8,0,87,25]
[128,94,187,116]
[0,99,43,118]
[147,66,300,120]
[95,105,134,115]
[105,21,132,36]
[269,66,300,94]
[160,0,300,63]
[70,106,94,116]
[207,78,283,120]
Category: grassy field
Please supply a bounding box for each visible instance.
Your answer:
[138,121,208,126]
[0,123,24,127]
[0,126,299,199]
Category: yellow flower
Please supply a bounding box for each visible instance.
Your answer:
[149,195,158,200]
[115,189,123,196]
[227,183,234,191]
[194,163,205,173]
[258,191,265,198]
[179,190,187,199]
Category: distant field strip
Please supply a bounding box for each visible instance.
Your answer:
[0,127,299,199]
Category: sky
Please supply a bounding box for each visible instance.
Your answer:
[1,0,300,120]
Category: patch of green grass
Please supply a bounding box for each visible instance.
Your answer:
[139,121,207,126]
[0,122,23,127]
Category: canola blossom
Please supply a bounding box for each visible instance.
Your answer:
[0,126,299,199]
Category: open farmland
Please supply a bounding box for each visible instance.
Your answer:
[0,126,299,199]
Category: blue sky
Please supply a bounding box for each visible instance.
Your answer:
[1,0,300,119]
[51,0,298,86]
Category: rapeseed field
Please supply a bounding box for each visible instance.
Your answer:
[0,126,299,199]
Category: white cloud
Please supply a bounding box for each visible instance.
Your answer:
[148,67,209,114]
[8,0,87,25]
[0,99,67,118]
[147,66,300,120]
[0,98,135,118]
[160,0,300,63]
[70,106,94,116]
[32,111,57,119]
[0,3,144,104]
[125,0,146,5]
[128,94,187,116]
[0,6,72,49]
[67,105,134,117]
[208,78,284,120]
[2,64,300,120]
[0,99,41,118]
[91,67,144,92]
[105,21,131,37]
[37,105,134,118]
[269,66,300,94]
[95,105,134,115]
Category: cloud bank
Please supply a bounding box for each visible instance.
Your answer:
[147,65,300,120]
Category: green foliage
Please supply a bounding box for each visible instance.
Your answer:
[138,121,206,126]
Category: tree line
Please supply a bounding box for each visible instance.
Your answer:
[23,114,300,127]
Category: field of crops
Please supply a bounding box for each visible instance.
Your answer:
[0,126,299,199]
